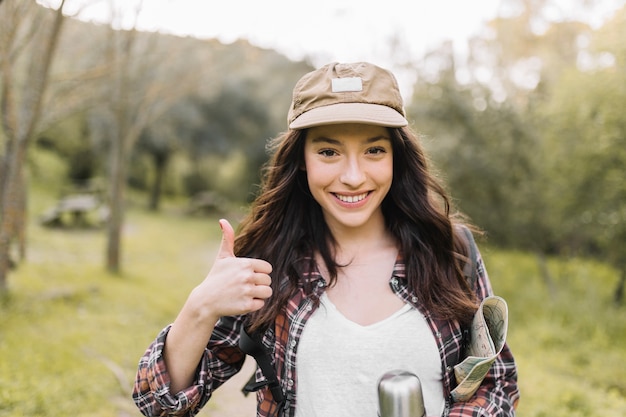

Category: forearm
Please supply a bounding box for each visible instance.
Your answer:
[164,287,221,394]
[133,219,272,416]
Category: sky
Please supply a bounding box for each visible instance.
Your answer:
[45,0,502,62]
[39,0,625,96]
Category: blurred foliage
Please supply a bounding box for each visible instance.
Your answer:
[24,8,312,210]
[407,2,626,282]
[36,113,100,184]
[4,1,624,285]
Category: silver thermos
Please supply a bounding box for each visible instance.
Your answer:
[378,370,426,417]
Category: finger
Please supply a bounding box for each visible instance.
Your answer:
[217,218,235,259]
[251,284,273,301]
[249,258,273,275]
[253,272,272,287]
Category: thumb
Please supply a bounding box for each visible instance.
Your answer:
[217,218,236,259]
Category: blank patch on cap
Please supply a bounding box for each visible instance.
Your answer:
[331,77,363,93]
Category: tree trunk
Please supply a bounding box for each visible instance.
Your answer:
[105,23,137,274]
[106,125,126,274]
[106,40,130,273]
[614,266,625,306]
[148,152,169,211]
[0,146,26,291]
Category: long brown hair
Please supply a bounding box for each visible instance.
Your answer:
[235,127,478,331]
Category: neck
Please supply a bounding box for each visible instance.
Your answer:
[328,215,396,263]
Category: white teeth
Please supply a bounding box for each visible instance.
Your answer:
[336,193,368,203]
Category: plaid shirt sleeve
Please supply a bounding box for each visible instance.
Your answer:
[447,251,520,417]
[132,316,246,417]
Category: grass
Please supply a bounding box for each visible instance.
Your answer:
[0,188,226,416]
[483,248,626,417]
[1,189,625,416]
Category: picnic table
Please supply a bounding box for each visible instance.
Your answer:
[40,193,109,228]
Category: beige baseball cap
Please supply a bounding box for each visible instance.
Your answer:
[288,62,408,129]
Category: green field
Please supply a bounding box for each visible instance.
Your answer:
[0,192,625,416]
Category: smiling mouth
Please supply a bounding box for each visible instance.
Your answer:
[334,192,369,203]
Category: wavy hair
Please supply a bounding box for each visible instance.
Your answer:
[235,127,478,331]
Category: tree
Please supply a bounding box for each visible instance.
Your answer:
[0,0,68,291]
[134,101,199,211]
[96,4,207,273]
[189,81,275,196]
[407,0,626,302]
[407,0,606,250]
[538,6,626,302]
[407,41,542,249]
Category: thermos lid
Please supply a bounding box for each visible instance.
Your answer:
[377,370,426,417]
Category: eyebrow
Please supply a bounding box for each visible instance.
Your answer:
[310,135,390,145]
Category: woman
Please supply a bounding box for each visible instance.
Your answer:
[133,62,519,417]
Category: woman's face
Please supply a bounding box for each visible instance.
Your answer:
[304,123,393,233]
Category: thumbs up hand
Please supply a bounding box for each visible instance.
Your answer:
[191,219,273,321]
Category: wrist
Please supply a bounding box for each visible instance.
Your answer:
[182,286,220,327]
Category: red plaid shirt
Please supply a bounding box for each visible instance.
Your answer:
[133,250,519,417]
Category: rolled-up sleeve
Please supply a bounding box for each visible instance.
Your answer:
[448,250,520,416]
[448,343,519,416]
[132,316,246,417]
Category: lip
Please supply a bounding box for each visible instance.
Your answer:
[332,191,371,208]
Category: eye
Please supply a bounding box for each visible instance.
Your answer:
[366,146,387,155]
[318,149,338,157]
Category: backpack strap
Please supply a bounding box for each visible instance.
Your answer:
[239,326,285,406]
[460,225,478,291]
[459,225,479,352]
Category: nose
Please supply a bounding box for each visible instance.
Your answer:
[340,156,366,187]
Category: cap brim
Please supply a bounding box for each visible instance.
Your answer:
[289,102,408,129]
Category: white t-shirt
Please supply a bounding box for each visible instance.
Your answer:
[295,293,445,417]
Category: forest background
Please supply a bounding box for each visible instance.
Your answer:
[0,0,625,416]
